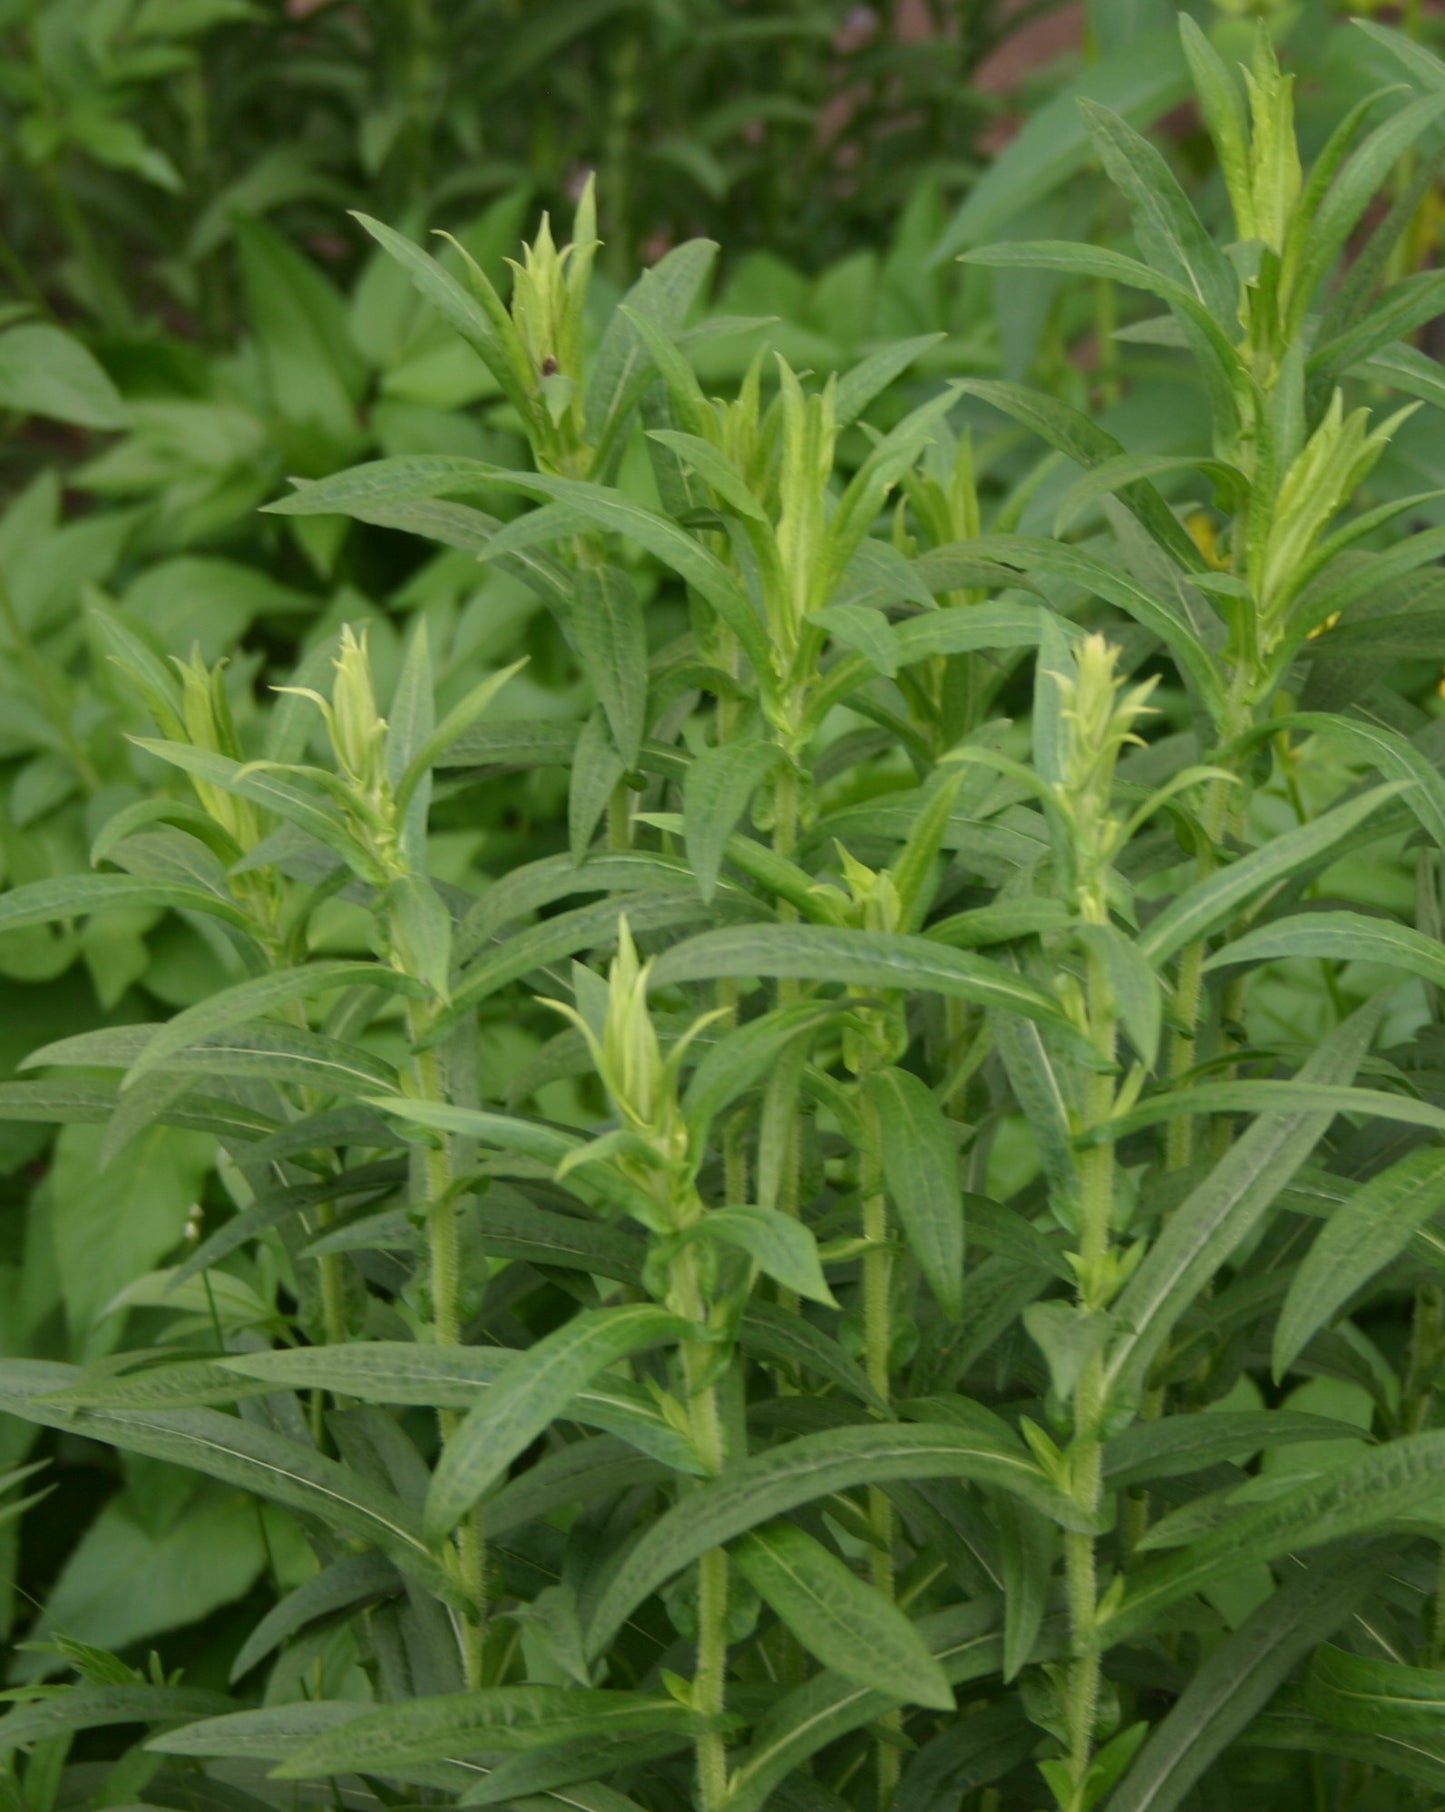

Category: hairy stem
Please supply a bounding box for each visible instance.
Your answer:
[675,1247,730,1811]
[407,1022,487,1686]
[859,1089,899,1806]
[1064,944,1116,1806]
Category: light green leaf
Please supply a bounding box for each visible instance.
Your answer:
[1079,99,1238,321]
[1105,998,1387,1402]
[0,324,127,430]
[0,872,250,934]
[1208,908,1445,991]
[734,1521,953,1709]
[573,565,648,769]
[221,1341,699,1473]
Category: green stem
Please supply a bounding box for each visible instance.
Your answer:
[1164,766,1237,1170]
[607,779,632,850]
[859,1090,899,1807]
[675,1248,730,1811]
[1063,942,1116,1807]
[407,1022,487,1687]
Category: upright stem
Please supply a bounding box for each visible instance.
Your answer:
[674,1247,730,1811]
[407,1018,487,1686]
[859,1088,899,1806]
[1164,764,1239,1170]
[1063,943,1116,1809]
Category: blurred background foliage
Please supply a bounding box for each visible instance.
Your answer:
[0,0,1442,1717]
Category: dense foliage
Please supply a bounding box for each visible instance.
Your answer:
[7,3,1445,1811]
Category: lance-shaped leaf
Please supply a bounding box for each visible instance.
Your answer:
[1273,1145,1445,1380]
[1107,1547,1391,1812]
[272,1685,729,1777]
[725,1598,1066,1812]
[425,1304,696,1539]
[223,1341,699,1473]
[0,1359,460,1604]
[121,961,425,1088]
[1104,998,1387,1402]
[0,1686,234,1749]
[1095,1080,1445,1142]
[860,1066,964,1318]
[695,1206,835,1307]
[1137,784,1408,966]
[734,1521,954,1709]
[1307,1641,1445,1738]
[0,872,252,934]
[572,565,648,769]
[1079,99,1238,322]
[1104,1427,1445,1644]
[683,737,787,904]
[230,1552,400,1683]
[965,531,1226,717]
[585,1419,1090,1658]
[650,924,1072,1036]
[479,472,772,677]
[1208,908,1445,991]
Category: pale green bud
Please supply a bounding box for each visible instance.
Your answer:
[1054,634,1158,921]
[173,651,260,847]
[330,624,388,795]
[601,916,667,1133]
[1243,43,1301,254]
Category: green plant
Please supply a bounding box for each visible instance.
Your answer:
[6,12,1445,1812]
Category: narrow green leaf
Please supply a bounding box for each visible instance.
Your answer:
[683,739,786,905]
[0,872,251,934]
[425,1304,696,1539]
[585,1422,1090,1659]
[230,1553,399,1683]
[1138,785,1408,965]
[122,961,423,1088]
[573,565,648,769]
[1105,1429,1445,1644]
[0,1686,233,1748]
[861,1067,964,1318]
[1307,1640,1445,1738]
[1274,1145,1445,1379]
[697,1206,836,1307]
[0,1360,460,1604]
[1208,908,1445,990]
[1106,1549,1390,1812]
[1105,998,1386,1401]
[734,1521,954,1709]
[651,924,1073,1036]
[273,1686,726,1777]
